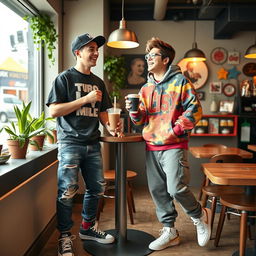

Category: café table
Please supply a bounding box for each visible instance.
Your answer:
[189,146,253,159]
[248,145,256,152]
[83,133,154,256]
[202,162,256,256]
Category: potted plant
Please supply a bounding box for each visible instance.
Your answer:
[4,101,45,158]
[104,55,127,102]
[23,14,58,66]
[28,111,55,151]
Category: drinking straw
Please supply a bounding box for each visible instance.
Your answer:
[114,96,116,111]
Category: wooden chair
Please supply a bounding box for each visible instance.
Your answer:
[96,169,137,224]
[214,194,256,256]
[201,154,244,236]
[198,143,228,201]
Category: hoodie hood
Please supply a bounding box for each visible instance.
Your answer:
[147,65,182,84]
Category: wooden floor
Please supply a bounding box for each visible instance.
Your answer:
[39,186,255,256]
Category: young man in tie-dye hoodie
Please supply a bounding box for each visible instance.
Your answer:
[125,37,211,251]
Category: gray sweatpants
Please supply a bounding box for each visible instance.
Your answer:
[146,148,202,227]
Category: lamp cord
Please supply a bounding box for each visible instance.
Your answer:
[193,4,196,45]
[122,0,124,19]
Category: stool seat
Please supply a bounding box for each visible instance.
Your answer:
[215,194,256,256]
[97,169,138,224]
[202,185,244,197]
[220,194,256,212]
[104,170,137,181]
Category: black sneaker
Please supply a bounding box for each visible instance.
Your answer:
[58,232,76,256]
[79,222,115,244]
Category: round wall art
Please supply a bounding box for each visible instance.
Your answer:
[210,47,228,65]
[177,59,208,90]
[223,83,236,97]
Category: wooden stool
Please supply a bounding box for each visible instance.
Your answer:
[201,154,244,237]
[97,169,137,224]
[198,144,228,201]
[214,194,256,256]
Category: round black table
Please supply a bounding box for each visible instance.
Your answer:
[83,133,155,256]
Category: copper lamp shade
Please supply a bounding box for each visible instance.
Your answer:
[244,43,256,59]
[184,42,206,62]
[107,19,139,49]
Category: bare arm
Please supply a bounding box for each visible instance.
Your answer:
[49,90,102,117]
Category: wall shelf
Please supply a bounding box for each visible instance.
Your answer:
[191,114,238,137]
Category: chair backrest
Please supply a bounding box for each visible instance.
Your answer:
[203,143,228,149]
[210,154,243,163]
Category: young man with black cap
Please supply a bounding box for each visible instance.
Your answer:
[47,33,121,256]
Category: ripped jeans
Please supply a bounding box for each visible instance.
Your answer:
[56,142,105,232]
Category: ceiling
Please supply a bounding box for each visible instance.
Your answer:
[109,0,256,39]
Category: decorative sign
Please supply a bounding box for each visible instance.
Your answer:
[242,63,256,77]
[223,83,236,97]
[210,47,227,65]
[227,66,241,79]
[227,51,240,65]
[209,81,222,94]
[217,67,228,80]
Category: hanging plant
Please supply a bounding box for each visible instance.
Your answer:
[104,55,127,101]
[23,14,58,65]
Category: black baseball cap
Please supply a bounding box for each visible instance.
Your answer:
[71,33,106,55]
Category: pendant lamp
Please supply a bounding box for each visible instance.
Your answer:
[107,0,139,49]
[183,4,206,62]
[244,37,256,59]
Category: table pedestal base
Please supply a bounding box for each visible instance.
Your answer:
[232,248,255,256]
[83,229,155,256]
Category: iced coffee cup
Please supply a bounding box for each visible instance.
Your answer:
[107,107,121,132]
[127,94,140,113]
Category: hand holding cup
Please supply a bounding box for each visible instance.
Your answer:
[125,94,140,113]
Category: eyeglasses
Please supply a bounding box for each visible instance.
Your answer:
[145,53,162,60]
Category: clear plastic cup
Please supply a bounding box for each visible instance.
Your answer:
[107,108,121,131]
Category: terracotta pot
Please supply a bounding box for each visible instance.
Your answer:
[29,134,45,151]
[7,139,29,159]
[47,129,57,144]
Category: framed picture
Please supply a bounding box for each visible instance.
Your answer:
[197,91,205,101]
[223,83,236,97]
[177,59,208,90]
[227,51,240,65]
[209,81,222,94]
[123,54,148,89]
[219,100,234,113]
[208,118,219,134]
[210,47,227,65]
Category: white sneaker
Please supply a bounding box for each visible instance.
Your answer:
[191,208,211,247]
[149,227,180,251]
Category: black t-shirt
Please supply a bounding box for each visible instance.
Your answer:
[46,67,112,145]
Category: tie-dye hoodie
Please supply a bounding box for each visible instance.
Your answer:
[129,65,202,150]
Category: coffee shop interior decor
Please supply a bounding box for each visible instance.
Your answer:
[104,55,127,101]
[23,14,58,65]
[183,1,206,62]
[244,36,256,59]
[4,102,45,159]
[107,0,139,49]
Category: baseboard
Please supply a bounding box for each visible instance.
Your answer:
[24,214,57,256]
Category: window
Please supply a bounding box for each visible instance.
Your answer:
[0,1,41,147]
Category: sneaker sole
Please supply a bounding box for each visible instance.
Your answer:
[149,236,180,251]
[199,208,212,247]
[79,233,115,244]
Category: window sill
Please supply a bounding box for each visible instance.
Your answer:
[0,144,58,198]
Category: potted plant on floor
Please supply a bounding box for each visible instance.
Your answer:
[28,111,55,151]
[4,101,45,158]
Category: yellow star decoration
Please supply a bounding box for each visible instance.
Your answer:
[217,67,228,80]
